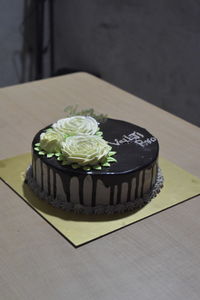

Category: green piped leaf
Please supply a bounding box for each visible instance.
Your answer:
[107,157,117,163]
[93,165,102,170]
[57,156,62,161]
[55,153,61,157]
[63,134,69,139]
[35,143,40,147]
[46,128,53,133]
[47,153,54,158]
[39,151,45,155]
[34,147,40,151]
[96,131,103,136]
[102,162,110,167]
[108,151,117,156]
[83,166,91,171]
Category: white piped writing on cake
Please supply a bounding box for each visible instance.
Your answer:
[108,131,157,148]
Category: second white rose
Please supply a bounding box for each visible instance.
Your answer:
[52,116,99,136]
[61,135,111,166]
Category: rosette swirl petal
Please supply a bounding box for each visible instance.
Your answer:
[40,130,63,153]
[61,135,112,166]
[52,116,99,136]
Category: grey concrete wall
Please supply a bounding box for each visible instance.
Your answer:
[1,1,200,127]
[54,0,200,127]
[0,0,50,87]
[0,0,24,87]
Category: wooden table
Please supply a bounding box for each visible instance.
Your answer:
[0,73,200,300]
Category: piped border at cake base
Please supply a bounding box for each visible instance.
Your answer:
[25,167,164,215]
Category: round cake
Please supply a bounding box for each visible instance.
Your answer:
[25,117,163,214]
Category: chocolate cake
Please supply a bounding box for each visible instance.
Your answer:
[25,117,163,214]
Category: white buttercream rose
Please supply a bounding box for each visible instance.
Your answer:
[40,130,63,153]
[61,135,111,166]
[52,116,99,136]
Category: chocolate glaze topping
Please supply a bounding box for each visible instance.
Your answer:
[32,118,159,175]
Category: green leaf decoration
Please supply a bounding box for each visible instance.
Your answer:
[61,161,68,166]
[108,151,117,156]
[39,151,45,155]
[83,166,91,171]
[72,164,79,169]
[46,128,53,133]
[57,156,62,161]
[34,147,40,151]
[63,134,69,139]
[96,131,103,136]
[107,157,117,163]
[35,143,40,147]
[47,153,54,158]
[55,153,61,157]
[102,162,110,167]
[93,165,102,170]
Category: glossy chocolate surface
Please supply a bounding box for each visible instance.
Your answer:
[32,118,159,176]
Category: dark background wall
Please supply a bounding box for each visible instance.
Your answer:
[0,0,24,86]
[1,0,200,127]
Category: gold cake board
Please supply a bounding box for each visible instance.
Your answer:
[1,153,200,247]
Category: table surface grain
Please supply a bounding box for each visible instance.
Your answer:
[0,73,200,300]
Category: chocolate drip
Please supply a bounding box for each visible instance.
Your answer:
[127,180,132,202]
[66,176,71,202]
[135,172,140,199]
[47,166,51,196]
[117,184,122,204]
[34,158,37,183]
[53,170,57,199]
[32,157,35,178]
[110,186,115,205]
[60,175,71,202]
[33,153,37,180]
[40,160,44,191]
[151,166,154,188]
[79,177,85,205]
[153,162,158,188]
[141,170,146,196]
[91,177,97,207]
